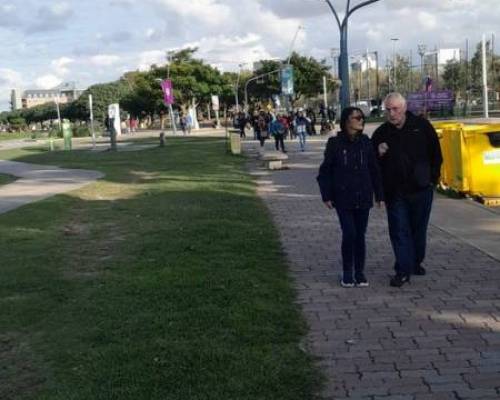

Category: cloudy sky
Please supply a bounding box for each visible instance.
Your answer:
[1,0,498,110]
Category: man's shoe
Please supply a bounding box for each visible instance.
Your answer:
[340,273,355,288]
[413,265,426,275]
[390,274,410,287]
[355,273,369,288]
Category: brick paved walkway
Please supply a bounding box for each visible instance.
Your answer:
[244,139,500,400]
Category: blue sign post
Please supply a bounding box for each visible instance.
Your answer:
[281,65,294,96]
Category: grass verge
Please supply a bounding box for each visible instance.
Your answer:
[0,137,321,400]
[0,173,16,186]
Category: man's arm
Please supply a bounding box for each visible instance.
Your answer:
[423,120,443,184]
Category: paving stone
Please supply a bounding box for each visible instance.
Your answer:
[245,141,500,400]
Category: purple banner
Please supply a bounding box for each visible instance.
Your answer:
[161,79,174,105]
[407,90,454,113]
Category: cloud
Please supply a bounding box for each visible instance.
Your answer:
[258,0,329,18]
[108,31,133,43]
[89,54,121,66]
[0,4,22,28]
[417,11,438,30]
[109,0,136,6]
[152,0,232,26]
[35,74,62,89]
[26,2,73,33]
[136,50,166,71]
[51,57,75,76]
[0,68,22,88]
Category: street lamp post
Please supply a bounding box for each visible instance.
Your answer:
[323,0,381,109]
[417,44,427,87]
[391,37,399,92]
[235,64,243,112]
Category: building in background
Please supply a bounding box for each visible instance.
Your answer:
[423,48,460,88]
[10,82,85,110]
[10,89,22,111]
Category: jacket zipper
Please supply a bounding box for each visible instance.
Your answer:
[343,149,347,166]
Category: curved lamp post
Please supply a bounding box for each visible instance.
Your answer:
[323,0,381,109]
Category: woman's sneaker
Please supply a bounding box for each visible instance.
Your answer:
[355,273,369,287]
[340,273,355,288]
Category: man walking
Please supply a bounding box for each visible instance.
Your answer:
[372,92,443,287]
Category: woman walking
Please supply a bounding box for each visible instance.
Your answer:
[317,107,384,287]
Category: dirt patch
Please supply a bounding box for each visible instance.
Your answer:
[61,208,129,281]
[0,333,46,400]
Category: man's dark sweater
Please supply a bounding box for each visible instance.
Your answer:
[371,111,443,202]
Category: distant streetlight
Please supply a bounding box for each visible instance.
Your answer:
[323,0,381,109]
[417,44,427,82]
[391,38,399,91]
[244,25,303,113]
[331,48,340,78]
[287,25,304,65]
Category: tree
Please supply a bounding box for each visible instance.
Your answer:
[248,52,336,106]
[69,80,132,122]
[442,60,466,98]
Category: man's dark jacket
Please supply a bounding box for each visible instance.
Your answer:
[317,132,384,210]
[371,111,443,202]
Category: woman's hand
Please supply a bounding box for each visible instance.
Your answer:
[324,201,334,209]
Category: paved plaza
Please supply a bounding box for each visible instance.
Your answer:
[245,137,500,400]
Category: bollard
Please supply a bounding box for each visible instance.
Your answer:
[159,132,165,147]
[62,120,72,151]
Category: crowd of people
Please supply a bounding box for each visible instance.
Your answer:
[233,105,337,153]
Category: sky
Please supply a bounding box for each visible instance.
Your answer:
[1,0,499,111]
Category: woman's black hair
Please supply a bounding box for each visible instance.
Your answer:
[339,106,365,132]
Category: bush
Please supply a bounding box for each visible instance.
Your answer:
[74,125,103,138]
[48,126,62,138]
[73,126,91,137]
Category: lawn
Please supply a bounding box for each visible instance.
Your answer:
[0,173,16,186]
[0,137,321,400]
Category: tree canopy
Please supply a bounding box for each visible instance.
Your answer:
[1,48,338,126]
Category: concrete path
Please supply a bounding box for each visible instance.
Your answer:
[244,138,500,400]
[0,160,103,214]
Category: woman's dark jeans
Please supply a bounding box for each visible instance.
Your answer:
[274,134,285,152]
[386,186,434,276]
[335,208,370,278]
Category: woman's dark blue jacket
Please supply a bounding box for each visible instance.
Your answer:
[317,132,384,209]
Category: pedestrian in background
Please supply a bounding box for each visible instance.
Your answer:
[269,114,286,153]
[372,92,443,287]
[295,109,311,152]
[317,107,384,287]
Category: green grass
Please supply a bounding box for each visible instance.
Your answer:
[0,137,321,400]
[0,131,42,141]
[0,173,16,186]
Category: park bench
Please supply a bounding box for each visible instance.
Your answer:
[260,151,288,170]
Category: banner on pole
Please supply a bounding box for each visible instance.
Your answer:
[161,79,174,105]
[211,95,220,111]
[281,65,294,96]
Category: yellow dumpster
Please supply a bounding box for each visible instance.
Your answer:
[431,121,464,191]
[432,120,500,204]
[461,124,500,204]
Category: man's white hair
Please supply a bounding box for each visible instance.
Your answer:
[384,92,407,108]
